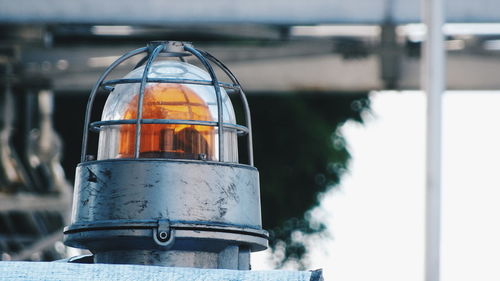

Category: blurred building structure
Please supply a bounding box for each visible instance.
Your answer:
[0,1,499,279]
[1,0,500,93]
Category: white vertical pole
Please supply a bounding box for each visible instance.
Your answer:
[422,0,445,280]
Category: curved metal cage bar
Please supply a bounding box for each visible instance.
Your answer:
[134,44,165,158]
[90,120,249,135]
[79,41,254,166]
[80,47,148,162]
[198,50,254,166]
[102,78,240,91]
[183,45,225,162]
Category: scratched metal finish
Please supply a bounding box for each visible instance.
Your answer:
[94,250,220,268]
[65,227,267,252]
[70,159,261,228]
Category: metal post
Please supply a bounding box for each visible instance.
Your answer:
[422,0,445,280]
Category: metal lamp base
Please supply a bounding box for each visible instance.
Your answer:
[64,159,267,269]
[94,247,250,269]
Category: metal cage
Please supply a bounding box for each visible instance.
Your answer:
[80,41,254,165]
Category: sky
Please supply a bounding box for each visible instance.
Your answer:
[253,91,500,281]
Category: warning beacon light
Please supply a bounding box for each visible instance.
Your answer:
[64,41,268,269]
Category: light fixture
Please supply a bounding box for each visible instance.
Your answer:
[64,41,267,269]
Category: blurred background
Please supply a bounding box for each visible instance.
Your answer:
[0,1,500,280]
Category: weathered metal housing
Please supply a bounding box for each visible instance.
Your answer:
[63,41,267,269]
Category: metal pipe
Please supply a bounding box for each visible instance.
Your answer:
[26,90,72,207]
[422,0,445,280]
[0,63,29,190]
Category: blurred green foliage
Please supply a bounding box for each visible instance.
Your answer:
[240,93,369,268]
[51,92,369,267]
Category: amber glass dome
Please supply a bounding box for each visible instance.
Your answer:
[97,60,238,162]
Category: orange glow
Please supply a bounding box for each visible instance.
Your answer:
[119,84,215,160]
